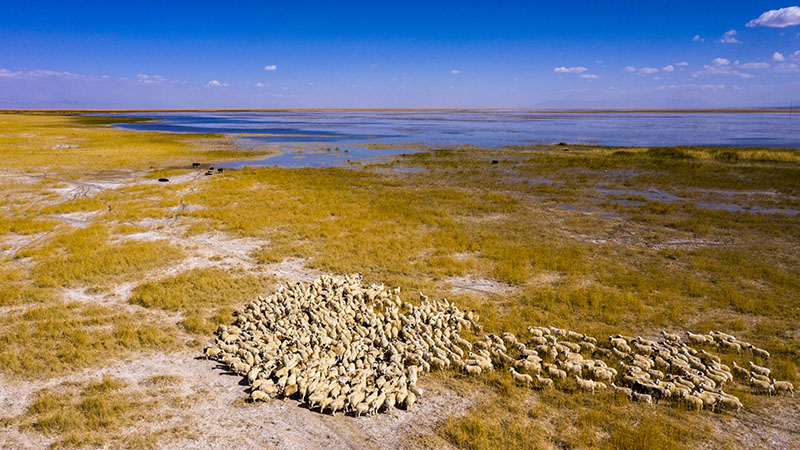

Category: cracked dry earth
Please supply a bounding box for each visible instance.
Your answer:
[0,170,475,449]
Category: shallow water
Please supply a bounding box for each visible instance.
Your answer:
[217,145,410,169]
[111,110,800,148]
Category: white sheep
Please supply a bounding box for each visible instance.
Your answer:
[509,367,533,385]
[772,379,794,397]
[535,374,554,389]
[749,361,770,377]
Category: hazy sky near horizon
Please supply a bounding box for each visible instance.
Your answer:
[1,1,800,108]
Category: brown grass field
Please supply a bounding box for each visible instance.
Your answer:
[0,112,798,449]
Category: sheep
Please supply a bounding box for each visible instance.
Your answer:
[206,275,780,418]
[750,377,774,396]
[750,372,770,384]
[632,392,652,404]
[527,326,544,337]
[465,364,482,376]
[748,345,770,360]
[661,330,681,343]
[330,394,347,416]
[535,375,554,389]
[203,346,222,359]
[714,394,743,413]
[509,367,533,385]
[680,392,703,411]
[730,362,750,380]
[573,375,596,393]
[610,382,632,400]
[501,332,517,346]
[355,402,370,417]
[686,331,710,345]
[719,338,740,352]
[772,379,794,397]
[546,365,567,380]
[250,390,270,402]
[749,361,770,377]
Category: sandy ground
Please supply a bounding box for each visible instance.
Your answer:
[0,350,473,450]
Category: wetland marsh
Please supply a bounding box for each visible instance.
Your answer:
[1,112,798,449]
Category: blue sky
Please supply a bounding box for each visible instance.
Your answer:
[1,1,799,108]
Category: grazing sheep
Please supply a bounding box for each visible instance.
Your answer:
[730,362,750,380]
[749,361,770,377]
[535,375,554,389]
[203,346,222,359]
[509,367,533,385]
[772,379,794,397]
[714,394,743,413]
[610,382,632,400]
[250,390,270,402]
[465,364,482,376]
[749,345,770,360]
[718,340,741,354]
[206,275,781,418]
[686,331,710,345]
[355,402,370,417]
[632,392,652,404]
[750,372,770,384]
[661,330,681,343]
[546,365,567,380]
[679,392,703,411]
[750,377,774,396]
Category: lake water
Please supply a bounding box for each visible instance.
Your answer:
[112,110,800,148]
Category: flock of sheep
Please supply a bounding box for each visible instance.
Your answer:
[204,274,793,416]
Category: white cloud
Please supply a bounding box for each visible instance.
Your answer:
[719,29,740,44]
[0,68,89,79]
[747,6,800,28]
[737,62,770,69]
[675,62,689,67]
[657,83,725,91]
[136,73,170,85]
[662,65,675,72]
[694,58,755,79]
[451,69,461,74]
[773,52,785,61]
[623,66,637,72]
[580,74,599,79]
[712,58,730,66]
[263,65,278,71]
[252,82,266,87]
[307,82,313,86]
[774,62,799,72]
[637,67,659,75]
[693,34,704,42]
[792,50,800,60]
[205,80,228,87]
[554,66,587,73]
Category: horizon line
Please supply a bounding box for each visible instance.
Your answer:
[1,107,798,114]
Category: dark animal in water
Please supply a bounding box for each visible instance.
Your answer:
[192,162,201,167]
[491,160,499,164]
[158,178,169,182]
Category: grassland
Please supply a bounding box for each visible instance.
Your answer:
[0,112,798,448]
